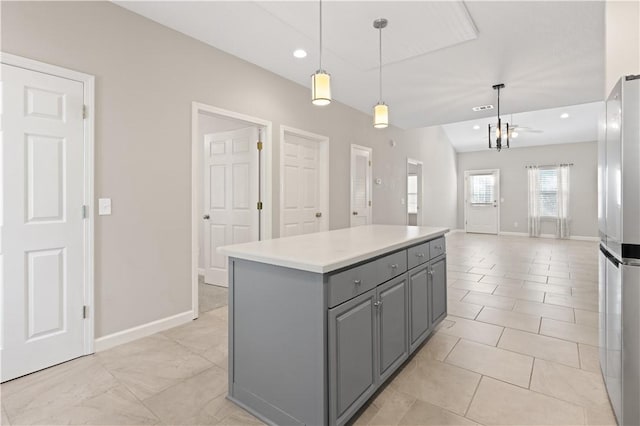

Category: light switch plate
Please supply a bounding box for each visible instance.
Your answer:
[98,198,112,215]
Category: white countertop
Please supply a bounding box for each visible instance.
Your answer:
[217,225,449,273]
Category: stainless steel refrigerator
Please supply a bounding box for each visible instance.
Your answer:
[599,74,640,426]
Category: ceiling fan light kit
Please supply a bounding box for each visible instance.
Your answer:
[373,18,389,129]
[488,83,510,151]
[311,0,331,106]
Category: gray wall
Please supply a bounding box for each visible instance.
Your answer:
[456,141,598,237]
[368,126,458,229]
[3,1,458,337]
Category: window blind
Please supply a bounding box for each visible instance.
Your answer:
[470,174,495,204]
[538,168,558,217]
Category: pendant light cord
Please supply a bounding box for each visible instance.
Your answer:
[319,0,323,71]
[379,24,383,102]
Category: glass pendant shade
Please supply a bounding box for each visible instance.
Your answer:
[373,102,389,128]
[311,71,331,106]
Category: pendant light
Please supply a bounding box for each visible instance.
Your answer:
[311,0,331,106]
[373,18,389,128]
[488,83,510,151]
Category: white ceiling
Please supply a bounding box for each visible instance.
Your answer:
[442,101,602,152]
[115,1,605,130]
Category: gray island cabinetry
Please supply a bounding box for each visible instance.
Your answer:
[218,225,448,426]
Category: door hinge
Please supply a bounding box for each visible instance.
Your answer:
[257,141,263,151]
[82,105,87,119]
[82,205,88,219]
[368,200,372,206]
[82,305,89,319]
[368,160,372,166]
[257,201,263,210]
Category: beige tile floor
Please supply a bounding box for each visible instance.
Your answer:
[0,233,616,425]
[198,276,228,314]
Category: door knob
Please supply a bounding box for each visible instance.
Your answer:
[352,211,358,215]
[315,212,322,218]
[203,214,210,220]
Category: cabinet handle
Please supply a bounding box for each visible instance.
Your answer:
[391,264,398,269]
[416,253,425,258]
[374,301,382,307]
[354,279,362,286]
[428,268,434,275]
[435,245,442,250]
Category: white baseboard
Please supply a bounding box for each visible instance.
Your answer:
[498,231,529,237]
[448,229,465,234]
[94,310,193,352]
[198,268,205,276]
[498,231,598,241]
[569,235,600,242]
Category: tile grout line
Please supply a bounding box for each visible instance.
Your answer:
[463,375,483,418]
[528,357,536,389]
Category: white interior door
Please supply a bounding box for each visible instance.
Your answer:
[281,132,325,237]
[203,127,259,287]
[2,64,87,381]
[465,170,500,234]
[407,160,423,226]
[350,145,372,227]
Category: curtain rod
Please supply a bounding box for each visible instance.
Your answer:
[524,163,574,169]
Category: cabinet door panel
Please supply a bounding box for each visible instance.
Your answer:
[378,276,408,381]
[329,289,377,424]
[409,265,430,353]
[430,256,447,324]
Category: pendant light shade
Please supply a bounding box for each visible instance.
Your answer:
[373,18,388,128]
[311,0,331,106]
[311,71,331,106]
[374,102,389,128]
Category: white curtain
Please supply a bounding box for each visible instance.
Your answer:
[556,164,571,238]
[527,166,541,237]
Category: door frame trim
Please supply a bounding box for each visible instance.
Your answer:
[279,125,330,237]
[406,158,423,226]
[350,144,373,227]
[191,102,273,319]
[463,169,500,234]
[1,52,96,355]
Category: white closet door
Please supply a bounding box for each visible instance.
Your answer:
[203,127,259,287]
[2,64,87,382]
[281,133,322,237]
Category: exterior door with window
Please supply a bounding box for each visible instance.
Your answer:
[465,170,500,234]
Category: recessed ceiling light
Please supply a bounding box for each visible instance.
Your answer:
[560,113,569,119]
[473,125,480,130]
[293,49,307,59]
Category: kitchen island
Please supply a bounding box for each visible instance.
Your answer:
[218,225,449,426]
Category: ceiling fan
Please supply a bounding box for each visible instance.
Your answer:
[509,115,543,137]
[510,125,544,136]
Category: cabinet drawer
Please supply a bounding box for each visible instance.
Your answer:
[376,250,407,283]
[328,262,378,308]
[430,237,446,259]
[408,242,430,269]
